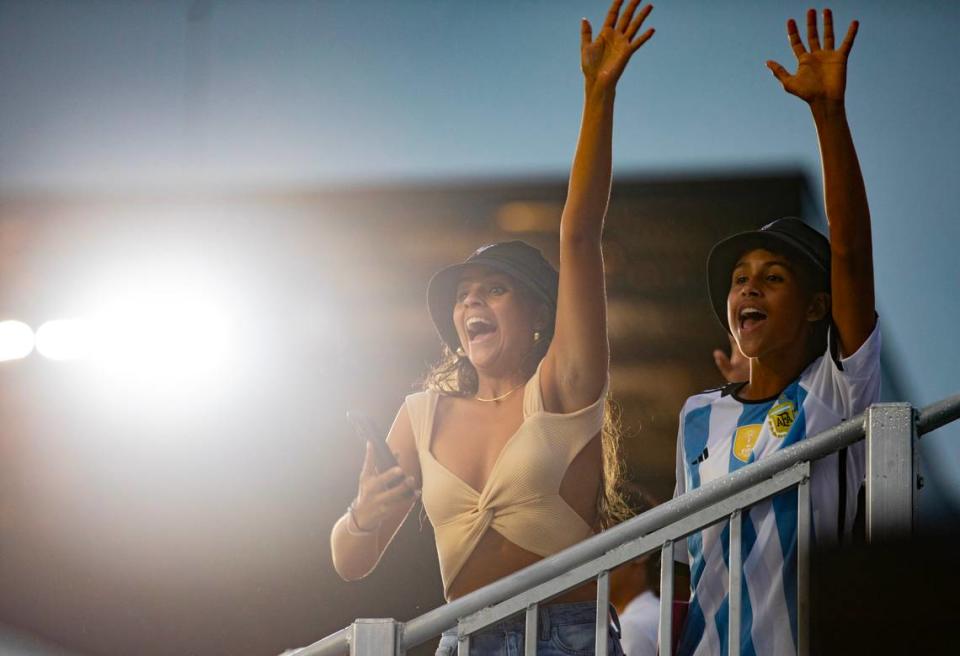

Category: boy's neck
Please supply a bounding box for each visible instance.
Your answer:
[741,346,817,401]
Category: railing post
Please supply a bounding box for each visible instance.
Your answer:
[658,541,675,655]
[865,403,917,542]
[796,464,812,656]
[727,510,742,655]
[594,571,610,656]
[349,619,401,656]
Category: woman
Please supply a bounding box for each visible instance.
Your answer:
[673,10,880,655]
[330,1,654,652]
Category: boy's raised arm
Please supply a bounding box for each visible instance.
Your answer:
[767,8,875,358]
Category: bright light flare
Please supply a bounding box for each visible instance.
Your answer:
[0,320,34,361]
[93,292,235,380]
[36,319,97,360]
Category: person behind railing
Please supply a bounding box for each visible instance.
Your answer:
[329,1,655,653]
[672,9,880,656]
[609,484,661,656]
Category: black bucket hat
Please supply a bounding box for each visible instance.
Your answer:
[707,217,831,332]
[427,241,559,352]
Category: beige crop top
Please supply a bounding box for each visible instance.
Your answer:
[404,362,607,597]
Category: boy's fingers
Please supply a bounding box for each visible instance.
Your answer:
[766,60,791,85]
[806,8,821,51]
[787,19,806,58]
[713,349,733,377]
[823,8,835,49]
[839,20,858,56]
[713,349,728,366]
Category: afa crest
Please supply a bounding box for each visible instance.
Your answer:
[733,424,762,463]
[768,400,797,438]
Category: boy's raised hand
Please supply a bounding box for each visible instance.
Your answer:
[714,334,750,384]
[766,8,858,106]
[581,0,654,89]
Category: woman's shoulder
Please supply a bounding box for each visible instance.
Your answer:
[404,387,434,404]
[403,388,443,448]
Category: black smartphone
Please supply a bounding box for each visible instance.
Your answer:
[346,411,400,473]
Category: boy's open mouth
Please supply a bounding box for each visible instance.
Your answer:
[465,316,497,342]
[738,306,768,332]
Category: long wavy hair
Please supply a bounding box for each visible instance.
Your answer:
[422,284,630,530]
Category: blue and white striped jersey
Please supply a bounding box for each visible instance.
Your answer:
[674,325,881,656]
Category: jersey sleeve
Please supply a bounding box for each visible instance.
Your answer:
[672,407,689,565]
[803,322,882,419]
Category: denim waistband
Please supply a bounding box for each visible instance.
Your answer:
[441,601,620,642]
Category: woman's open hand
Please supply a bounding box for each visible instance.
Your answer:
[767,8,858,106]
[581,0,654,90]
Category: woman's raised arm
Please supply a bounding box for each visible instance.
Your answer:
[543,0,654,412]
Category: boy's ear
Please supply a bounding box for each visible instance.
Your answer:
[806,292,831,323]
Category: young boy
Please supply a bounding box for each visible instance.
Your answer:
[674,10,880,655]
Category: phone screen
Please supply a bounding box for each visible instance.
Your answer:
[346,411,399,473]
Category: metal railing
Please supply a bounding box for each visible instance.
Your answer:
[292,396,960,656]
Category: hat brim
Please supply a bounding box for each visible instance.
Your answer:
[707,230,830,332]
[427,256,557,352]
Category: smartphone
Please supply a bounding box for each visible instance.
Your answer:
[346,411,400,473]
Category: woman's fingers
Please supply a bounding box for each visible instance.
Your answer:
[839,19,859,56]
[806,8,821,52]
[787,19,806,59]
[630,27,654,53]
[822,8,835,50]
[371,466,407,490]
[581,18,593,49]
[603,0,624,31]
[366,476,419,518]
[377,478,419,505]
[359,442,377,478]
[616,0,641,33]
[625,4,653,41]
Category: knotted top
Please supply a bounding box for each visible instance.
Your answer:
[405,363,607,597]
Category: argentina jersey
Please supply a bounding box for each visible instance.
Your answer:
[673,325,881,656]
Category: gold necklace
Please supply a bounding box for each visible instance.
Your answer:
[474,381,525,403]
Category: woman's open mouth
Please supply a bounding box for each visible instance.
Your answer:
[465,316,497,343]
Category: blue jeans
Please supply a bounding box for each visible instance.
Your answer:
[435,601,624,655]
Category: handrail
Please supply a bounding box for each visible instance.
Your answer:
[917,393,960,436]
[293,394,960,656]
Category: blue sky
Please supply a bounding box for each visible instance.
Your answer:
[1,0,957,512]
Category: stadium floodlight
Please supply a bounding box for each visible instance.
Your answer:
[90,281,236,386]
[36,319,97,360]
[0,320,35,361]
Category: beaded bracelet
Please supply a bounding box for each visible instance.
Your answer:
[345,499,378,537]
